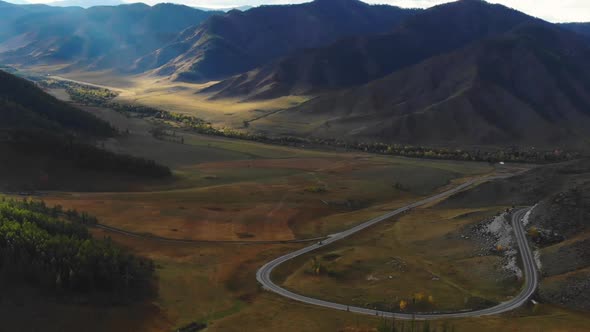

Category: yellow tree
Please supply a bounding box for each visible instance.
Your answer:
[399,300,408,311]
[428,295,435,305]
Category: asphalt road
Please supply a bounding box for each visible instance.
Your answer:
[256,178,538,319]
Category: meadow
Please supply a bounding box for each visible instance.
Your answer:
[46,69,309,129]
[4,70,585,331]
[40,100,491,242]
[273,206,518,312]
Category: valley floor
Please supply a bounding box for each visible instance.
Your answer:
[1,69,588,332]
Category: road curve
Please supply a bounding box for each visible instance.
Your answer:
[256,178,538,319]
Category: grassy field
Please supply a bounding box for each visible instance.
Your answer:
[39,103,492,242]
[273,206,520,312]
[42,69,309,129]
[2,221,590,332]
[5,69,588,331]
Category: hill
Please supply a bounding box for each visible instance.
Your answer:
[0,2,218,71]
[530,184,590,311]
[0,70,171,191]
[206,0,536,99]
[140,0,418,82]
[0,70,113,136]
[442,158,590,311]
[257,22,590,149]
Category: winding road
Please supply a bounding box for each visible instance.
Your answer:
[256,178,538,319]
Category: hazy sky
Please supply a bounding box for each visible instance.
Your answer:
[18,0,590,23]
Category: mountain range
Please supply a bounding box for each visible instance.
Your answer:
[264,22,590,148]
[1,0,590,150]
[47,0,125,8]
[0,1,219,70]
[137,0,418,81]
[205,0,537,98]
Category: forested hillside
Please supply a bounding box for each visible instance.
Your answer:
[0,198,154,299]
[0,70,171,191]
[0,70,114,136]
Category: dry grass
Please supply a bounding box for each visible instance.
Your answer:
[275,206,521,312]
[42,155,490,241]
[40,105,492,242]
[11,69,588,331]
[47,70,309,128]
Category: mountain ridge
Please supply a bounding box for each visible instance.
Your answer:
[254,22,590,149]
[0,2,219,72]
[139,0,419,82]
[205,0,540,99]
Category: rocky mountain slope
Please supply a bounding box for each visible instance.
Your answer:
[443,158,590,311]
[530,186,590,311]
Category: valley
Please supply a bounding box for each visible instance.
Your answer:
[1,0,590,331]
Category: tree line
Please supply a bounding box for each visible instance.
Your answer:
[0,198,155,300]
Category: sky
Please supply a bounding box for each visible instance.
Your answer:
[14,0,590,23]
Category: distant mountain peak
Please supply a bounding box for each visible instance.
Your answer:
[311,0,367,7]
[312,0,364,4]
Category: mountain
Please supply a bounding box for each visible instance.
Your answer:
[206,0,537,99]
[193,5,253,12]
[139,0,418,82]
[48,0,125,8]
[561,22,590,39]
[0,2,218,71]
[443,158,590,311]
[0,1,71,44]
[259,22,590,149]
[0,70,171,190]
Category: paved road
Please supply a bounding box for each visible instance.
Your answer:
[257,178,538,319]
